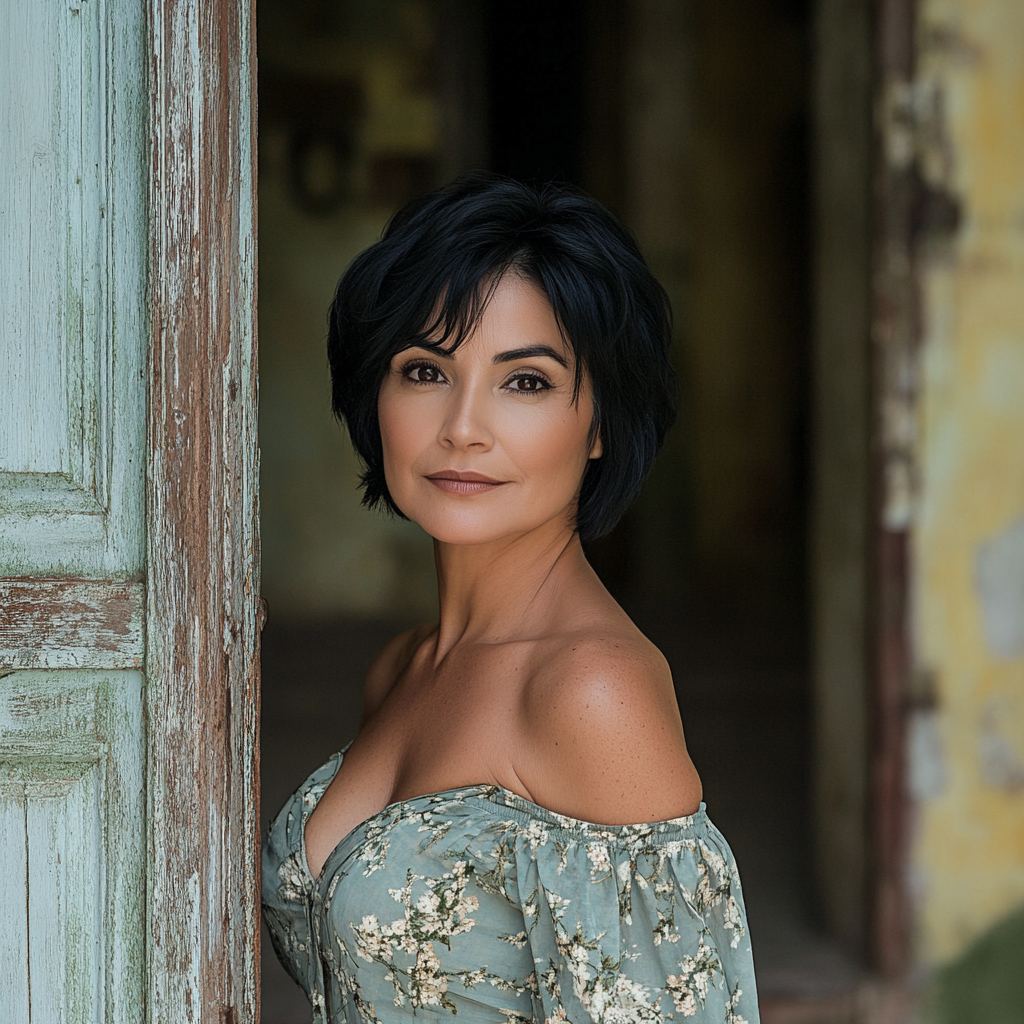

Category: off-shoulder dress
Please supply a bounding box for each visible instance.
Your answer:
[262,746,759,1024]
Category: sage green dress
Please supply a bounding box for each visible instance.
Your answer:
[262,746,759,1024]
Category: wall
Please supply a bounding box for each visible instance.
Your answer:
[616,0,691,600]
[911,0,1024,967]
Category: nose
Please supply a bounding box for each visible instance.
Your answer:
[438,379,494,452]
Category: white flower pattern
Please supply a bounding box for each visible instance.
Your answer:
[262,749,759,1024]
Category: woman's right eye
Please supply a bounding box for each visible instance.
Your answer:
[403,363,444,383]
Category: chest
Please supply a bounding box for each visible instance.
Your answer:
[372,650,531,788]
[312,808,536,1018]
[306,653,534,875]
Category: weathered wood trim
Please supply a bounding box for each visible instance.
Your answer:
[0,579,144,670]
[146,0,259,1020]
[869,0,918,978]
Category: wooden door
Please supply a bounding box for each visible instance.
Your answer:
[0,1,259,1019]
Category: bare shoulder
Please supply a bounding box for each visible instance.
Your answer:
[518,627,703,825]
[359,622,434,726]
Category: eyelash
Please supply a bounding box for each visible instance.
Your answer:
[399,360,554,394]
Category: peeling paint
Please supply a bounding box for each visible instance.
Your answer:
[145,0,260,1017]
[975,516,1024,659]
[909,706,948,800]
[978,697,1024,792]
[0,579,145,670]
[912,0,1024,967]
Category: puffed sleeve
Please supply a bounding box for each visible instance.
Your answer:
[261,752,343,1014]
[510,808,759,1024]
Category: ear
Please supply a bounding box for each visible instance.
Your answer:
[589,432,603,460]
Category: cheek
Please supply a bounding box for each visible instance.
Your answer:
[377,389,424,481]
[499,403,593,486]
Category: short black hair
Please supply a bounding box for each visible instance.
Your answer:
[327,171,677,541]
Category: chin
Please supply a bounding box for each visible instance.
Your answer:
[410,508,523,547]
[395,492,570,547]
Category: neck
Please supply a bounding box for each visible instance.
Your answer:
[431,518,589,660]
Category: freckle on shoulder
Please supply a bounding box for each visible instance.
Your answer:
[524,630,675,731]
[516,623,701,822]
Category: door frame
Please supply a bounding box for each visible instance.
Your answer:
[139,0,923,1012]
[145,1,261,1017]
[812,0,918,978]
[868,0,918,979]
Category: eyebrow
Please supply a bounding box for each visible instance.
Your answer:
[404,343,569,368]
[491,345,568,368]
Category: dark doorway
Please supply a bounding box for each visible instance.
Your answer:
[257,3,860,1020]
[486,0,585,185]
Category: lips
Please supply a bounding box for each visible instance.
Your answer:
[425,470,506,494]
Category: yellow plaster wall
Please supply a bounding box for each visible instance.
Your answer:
[913,0,1024,966]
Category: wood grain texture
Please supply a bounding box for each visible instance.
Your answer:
[0,787,29,1020]
[0,578,144,669]
[0,0,148,579]
[0,670,145,1024]
[0,1,149,1017]
[146,0,260,1020]
[0,0,103,477]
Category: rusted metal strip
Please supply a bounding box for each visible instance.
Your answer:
[0,579,144,670]
[146,0,260,1020]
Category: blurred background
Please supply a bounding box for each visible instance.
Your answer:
[256,1,1024,1022]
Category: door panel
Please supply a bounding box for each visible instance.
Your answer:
[0,0,145,577]
[1,0,150,1019]
[0,786,30,1020]
[0,0,103,481]
[24,762,104,1023]
[0,671,144,1023]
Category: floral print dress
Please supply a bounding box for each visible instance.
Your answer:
[262,748,759,1024]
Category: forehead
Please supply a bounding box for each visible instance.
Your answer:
[427,273,574,363]
[474,275,562,340]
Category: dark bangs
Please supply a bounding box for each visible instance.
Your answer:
[327,171,677,541]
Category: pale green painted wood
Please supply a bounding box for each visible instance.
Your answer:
[0,0,146,578]
[0,671,145,1023]
[0,0,149,1015]
[0,790,30,1019]
[1,0,257,1017]
[0,0,79,475]
[0,580,145,671]
[26,762,105,1022]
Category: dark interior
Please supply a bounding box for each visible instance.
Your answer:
[257,3,860,1020]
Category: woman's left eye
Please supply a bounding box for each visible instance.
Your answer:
[506,374,551,393]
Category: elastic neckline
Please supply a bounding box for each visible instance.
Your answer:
[300,747,709,891]
[483,783,708,836]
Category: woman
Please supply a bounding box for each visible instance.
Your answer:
[263,173,759,1024]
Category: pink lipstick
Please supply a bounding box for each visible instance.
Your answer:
[425,470,506,494]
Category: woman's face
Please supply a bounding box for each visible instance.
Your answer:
[377,273,602,547]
